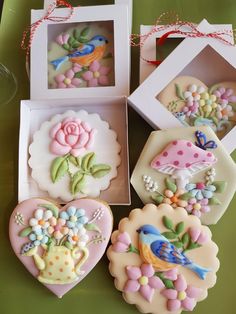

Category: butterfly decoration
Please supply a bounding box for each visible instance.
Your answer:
[195,130,217,150]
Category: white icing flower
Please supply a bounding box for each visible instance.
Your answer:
[29,209,53,232]
[143,175,158,192]
[68,227,89,247]
[184,84,205,102]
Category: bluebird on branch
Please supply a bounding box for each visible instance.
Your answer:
[50,35,109,70]
[137,224,210,280]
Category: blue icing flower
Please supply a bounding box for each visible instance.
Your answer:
[185,182,216,200]
[60,206,89,229]
[28,228,49,246]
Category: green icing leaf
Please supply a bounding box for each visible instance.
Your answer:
[85,223,101,233]
[212,181,227,193]
[165,178,177,193]
[151,194,164,204]
[81,152,96,171]
[62,43,70,50]
[64,241,73,250]
[186,241,201,251]
[181,232,190,245]
[163,216,174,230]
[51,156,68,183]
[19,227,32,237]
[208,196,221,205]
[162,232,177,240]
[163,279,174,289]
[175,83,185,100]
[73,28,81,40]
[71,172,85,195]
[68,155,78,166]
[175,222,184,234]
[79,37,90,43]
[208,84,219,94]
[72,42,80,49]
[171,241,183,249]
[39,204,59,218]
[68,37,75,46]
[80,26,90,37]
[91,164,111,178]
[179,192,193,201]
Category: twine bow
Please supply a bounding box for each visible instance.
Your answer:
[21,0,74,59]
[130,12,235,66]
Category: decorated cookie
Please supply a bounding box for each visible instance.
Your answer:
[48,21,114,89]
[9,198,113,297]
[29,110,121,202]
[157,76,236,139]
[131,126,236,225]
[107,203,219,314]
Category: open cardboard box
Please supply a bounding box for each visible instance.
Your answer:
[129,19,236,153]
[19,97,130,205]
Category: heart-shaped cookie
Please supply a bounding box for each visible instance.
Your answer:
[9,198,113,298]
[158,76,236,139]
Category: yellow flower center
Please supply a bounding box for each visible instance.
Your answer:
[37,234,43,241]
[93,71,100,78]
[193,203,201,210]
[64,78,71,85]
[139,276,148,286]
[70,216,77,223]
[178,291,186,301]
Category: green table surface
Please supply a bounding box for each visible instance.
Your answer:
[0,0,235,313]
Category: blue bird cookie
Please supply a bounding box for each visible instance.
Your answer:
[107,203,219,314]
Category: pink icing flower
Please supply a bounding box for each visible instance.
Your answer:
[163,268,178,281]
[82,60,110,87]
[182,100,199,117]
[50,117,97,157]
[54,65,82,89]
[56,33,70,45]
[185,198,210,218]
[112,232,131,253]
[124,263,164,302]
[47,217,69,240]
[188,227,209,245]
[213,87,236,106]
[161,274,202,311]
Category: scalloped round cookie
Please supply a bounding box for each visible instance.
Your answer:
[107,203,219,314]
[29,110,121,202]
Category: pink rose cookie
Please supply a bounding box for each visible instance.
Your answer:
[107,203,219,314]
[131,126,236,225]
[9,197,113,298]
[29,110,121,202]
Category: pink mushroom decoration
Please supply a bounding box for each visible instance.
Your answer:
[151,140,217,190]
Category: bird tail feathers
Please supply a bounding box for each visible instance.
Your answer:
[50,56,69,70]
[186,263,210,280]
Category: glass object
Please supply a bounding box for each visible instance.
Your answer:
[0,63,17,105]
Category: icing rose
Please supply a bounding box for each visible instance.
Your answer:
[49,117,97,157]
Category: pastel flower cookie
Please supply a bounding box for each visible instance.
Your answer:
[107,203,219,314]
[29,110,121,202]
[48,21,114,89]
[9,198,113,297]
[131,126,236,225]
[158,76,236,139]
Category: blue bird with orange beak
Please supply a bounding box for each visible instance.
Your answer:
[137,225,210,280]
[51,35,109,70]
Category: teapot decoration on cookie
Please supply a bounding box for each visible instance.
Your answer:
[17,204,105,285]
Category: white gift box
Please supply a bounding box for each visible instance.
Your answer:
[18,1,132,205]
[129,19,236,153]
[19,97,130,205]
[30,3,130,99]
[139,23,233,84]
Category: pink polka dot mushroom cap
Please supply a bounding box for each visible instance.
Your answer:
[151,140,217,190]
